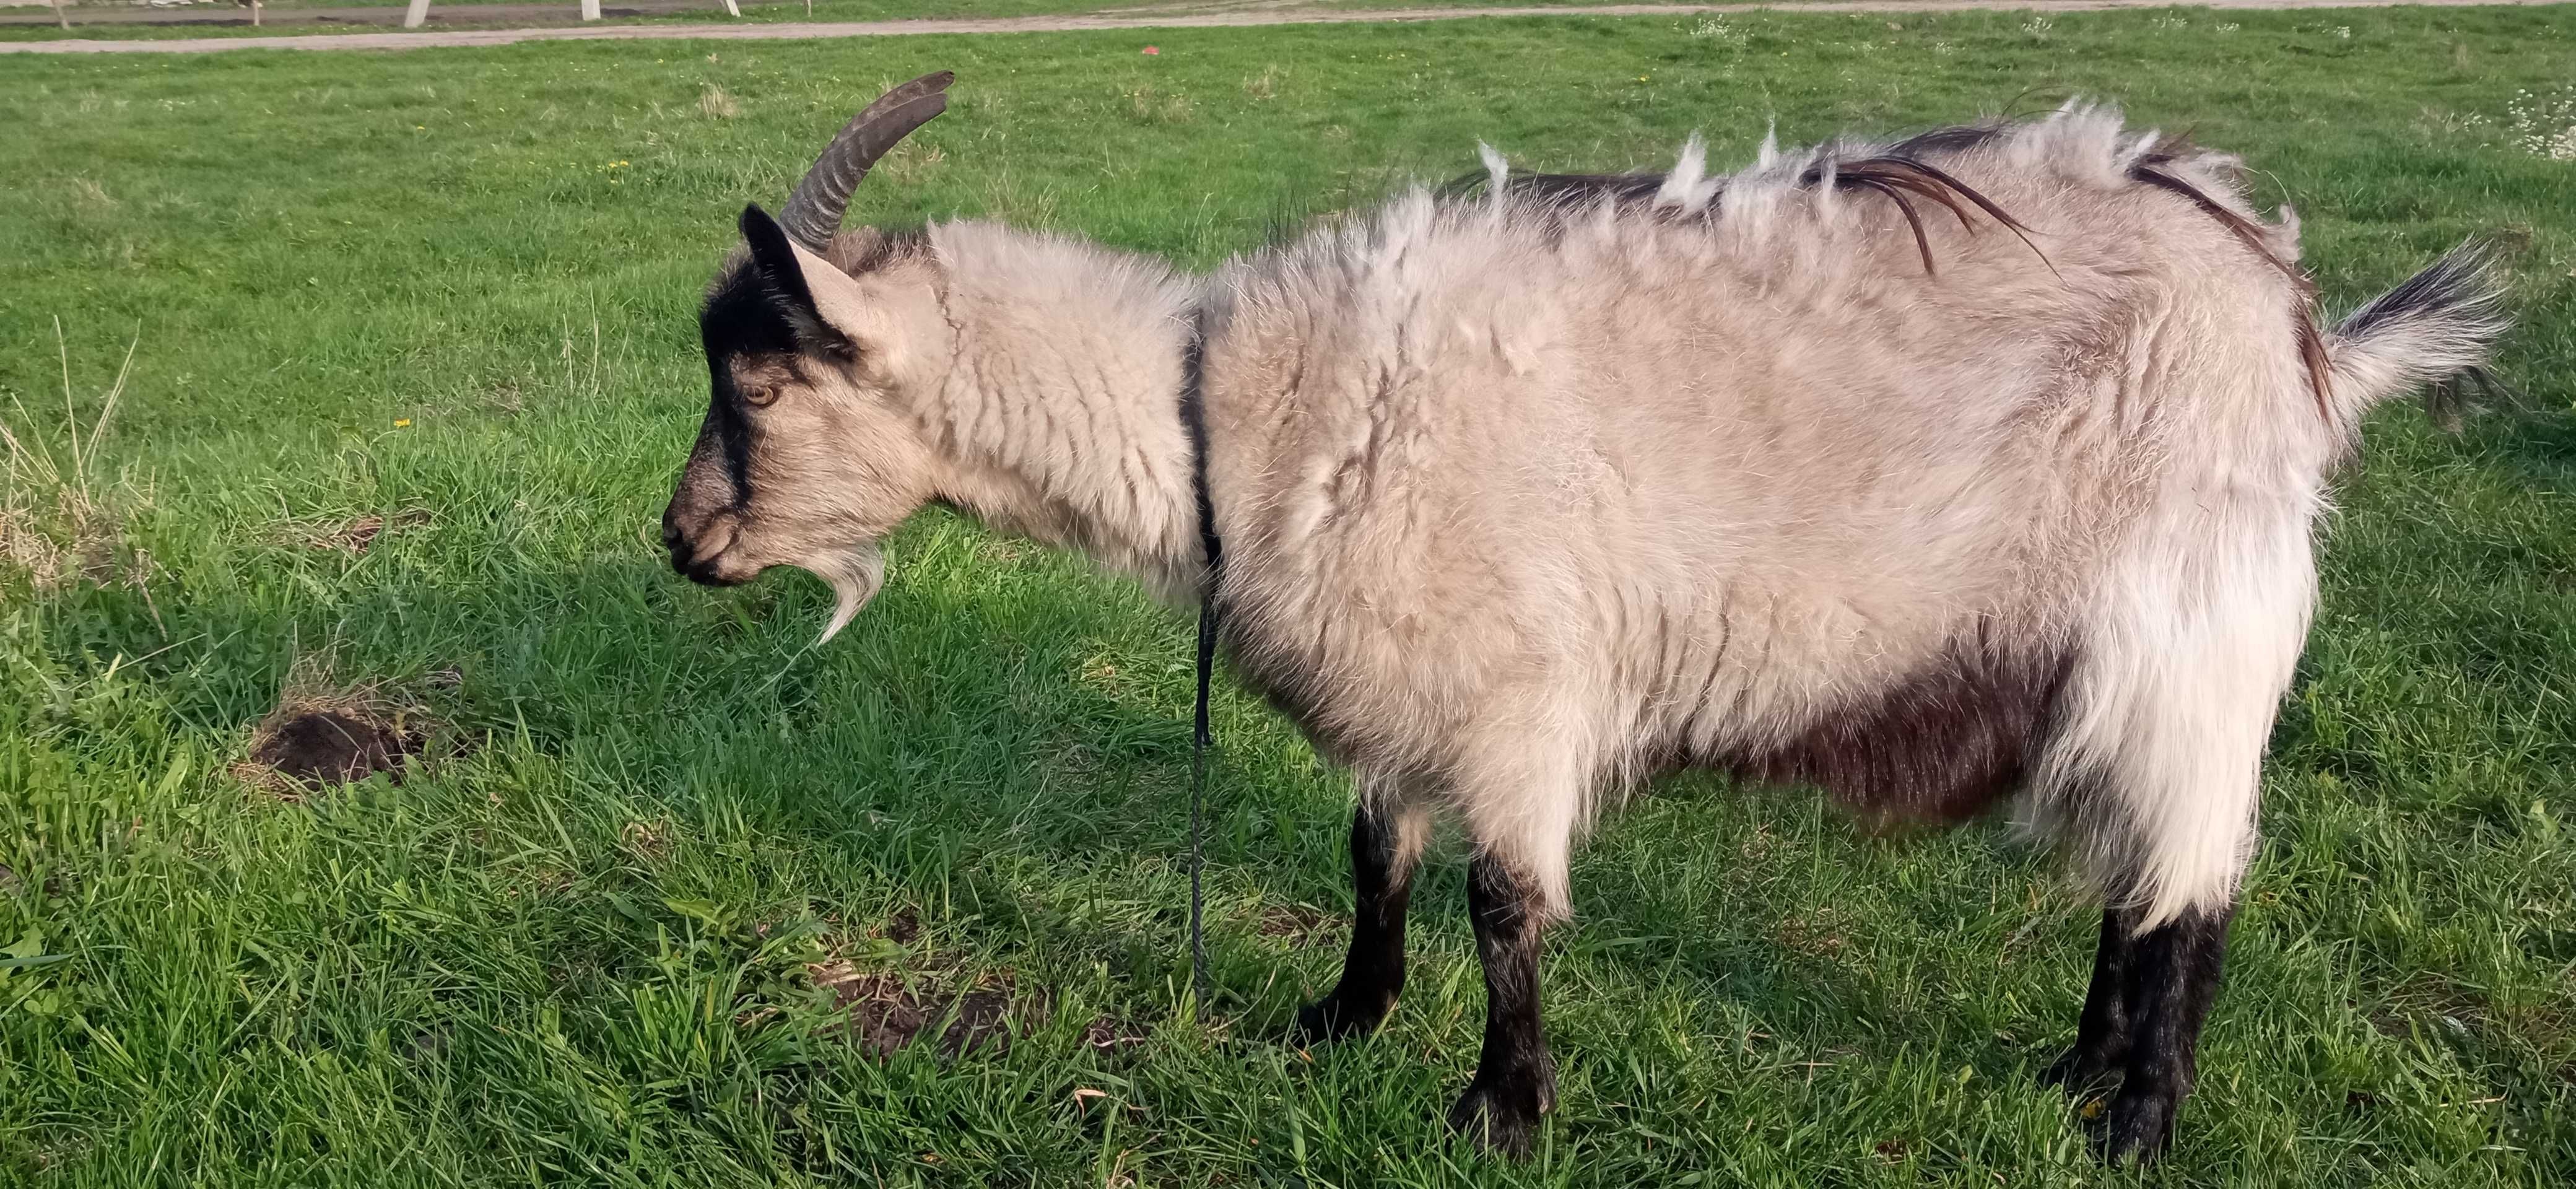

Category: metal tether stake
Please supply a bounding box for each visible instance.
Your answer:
[1189,588,1217,1019]
[1178,307,1219,1022]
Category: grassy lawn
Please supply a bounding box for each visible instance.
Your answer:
[0,0,1732,46]
[2,0,1209,37]
[4,9,2573,1185]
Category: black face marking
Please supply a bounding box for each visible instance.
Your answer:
[1293,803,1415,1044]
[695,271,786,510]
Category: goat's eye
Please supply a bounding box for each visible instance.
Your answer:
[739,385,781,408]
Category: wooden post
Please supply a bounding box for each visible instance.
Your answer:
[804,0,811,15]
[580,0,600,19]
[251,0,261,26]
[402,0,429,26]
[719,0,740,15]
[53,0,68,32]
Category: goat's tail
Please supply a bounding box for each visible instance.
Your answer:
[2323,242,2513,433]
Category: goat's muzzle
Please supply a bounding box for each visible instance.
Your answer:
[661,503,756,587]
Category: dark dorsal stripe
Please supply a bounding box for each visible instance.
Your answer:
[2126,152,2334,419]
[1447,122,2336,418]
[1442,123,2040,278]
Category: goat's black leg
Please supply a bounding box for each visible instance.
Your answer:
[1295,803,1416,1042]
[1446,853,1555,1157]
[2045,900,2237,1162]
[2042,907,2141,1091]
[2098,903,2235,1162]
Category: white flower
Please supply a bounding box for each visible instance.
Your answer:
[2501,83,2576,160]
[1687,17,1749,48]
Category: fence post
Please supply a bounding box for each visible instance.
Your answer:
[581,0,600,19]
[720,0,740,15]
[402,0,430,27]
[251,0,261,26]
[53,0,68,31]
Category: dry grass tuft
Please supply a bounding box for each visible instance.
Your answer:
[620,819,672,862]
[65,177,116,212]
[698,83,739,120]
[2,319,147,603]
[1124,83,1195,125]
[269,508,433,557]
[805,962,1040,1060]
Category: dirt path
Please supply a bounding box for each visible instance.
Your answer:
[3,0,2560,52]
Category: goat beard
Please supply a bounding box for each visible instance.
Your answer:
[800,542,886,647]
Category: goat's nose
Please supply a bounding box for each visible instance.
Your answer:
[660,516,694,574]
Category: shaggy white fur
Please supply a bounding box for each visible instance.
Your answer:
[694,103,2503,933]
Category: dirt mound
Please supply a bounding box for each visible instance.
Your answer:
[807,963,1042,1059]
[233,653,448,796]
[248,708,423,787]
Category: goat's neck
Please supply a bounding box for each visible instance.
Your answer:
[918,224,1206,603]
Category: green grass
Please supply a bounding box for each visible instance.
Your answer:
[0,0,1721,46]
[2,0,1209,37]
[4,9,2574,1185]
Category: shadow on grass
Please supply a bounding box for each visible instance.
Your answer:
[15,536,2038,1066]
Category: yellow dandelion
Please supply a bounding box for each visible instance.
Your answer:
[393,419,412,428]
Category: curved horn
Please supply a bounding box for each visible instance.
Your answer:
[776,70,955,253]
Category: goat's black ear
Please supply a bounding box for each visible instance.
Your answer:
[738,203,850,354]
[741,203,822,317]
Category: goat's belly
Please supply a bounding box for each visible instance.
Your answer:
[1665,629,2080,824]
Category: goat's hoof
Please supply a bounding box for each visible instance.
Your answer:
[2040,1045,2121,1094]
[1292,991,1391,1045]
[1445,1070,1553,1159]
[2095,1085,2180,1164]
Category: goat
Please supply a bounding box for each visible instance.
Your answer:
[658,72,2510,1162]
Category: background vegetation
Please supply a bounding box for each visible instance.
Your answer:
[3,9,2572,1185]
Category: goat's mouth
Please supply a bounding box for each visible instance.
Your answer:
[663,531,762,587]
[664,538,747,584]
[675,557,755,587]
[659,524,884,643]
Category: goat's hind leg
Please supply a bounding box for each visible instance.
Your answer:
[2097,901,2236,1161]
[2037,650,2279,1158]
[2042,907,2141,1091]
[1295,792,1427,1043]
[2046,897,2239,1159]
[2034,520,2303,1161]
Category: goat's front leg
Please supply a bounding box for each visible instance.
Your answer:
[1295,799,1421,1042]
[1447,853,1556,1157]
